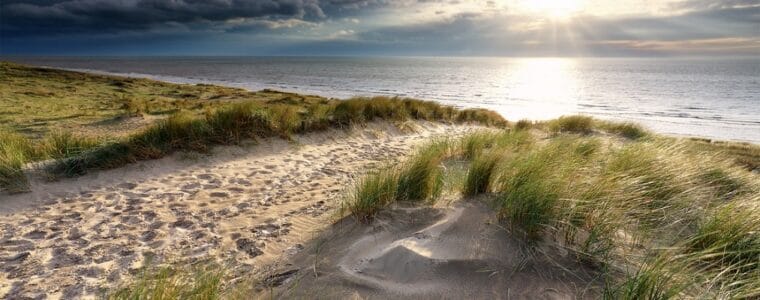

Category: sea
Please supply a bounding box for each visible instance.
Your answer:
[4,56,759,143]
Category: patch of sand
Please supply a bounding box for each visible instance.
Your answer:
[0,121,484,299]
[269,200,603,299]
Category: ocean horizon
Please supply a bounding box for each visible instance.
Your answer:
[5,56,759,143]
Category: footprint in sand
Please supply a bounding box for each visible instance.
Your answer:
[235,238,264,258]
[196,174,216,180]
[140,230,158,242]
[22,229,47,240]
[117,182,138,190]
[228,187,245,193]
[172,219,195,229]
[49,247,90,269]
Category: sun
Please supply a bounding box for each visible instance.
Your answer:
[522,0,582,19]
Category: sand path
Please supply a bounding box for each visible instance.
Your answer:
[0,122,482,299]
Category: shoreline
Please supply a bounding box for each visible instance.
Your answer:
[58,66,760,145]
[5,59,758,145]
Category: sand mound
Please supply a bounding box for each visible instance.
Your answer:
[271,201,603,299]
[0,121,482,299]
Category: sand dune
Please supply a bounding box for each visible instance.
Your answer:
[0,122,483,299]
[270,201,602,299]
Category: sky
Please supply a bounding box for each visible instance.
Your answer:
[0,0,758,56]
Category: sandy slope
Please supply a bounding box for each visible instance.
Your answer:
[0,121,482,299]
[269,201,603,299]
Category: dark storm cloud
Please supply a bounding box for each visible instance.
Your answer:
[0,0,325,36]
[0,0,442,37]
[0,0,758,55]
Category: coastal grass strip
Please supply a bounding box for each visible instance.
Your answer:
[0,97,507,192]
[345,126,760,298]
[49,98,505,178]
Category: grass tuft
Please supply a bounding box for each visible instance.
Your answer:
[493,150,560,239]
[396,141,449,202]
[463,151,502,197]
[0,130,32,193]
[687,204,760,273]
[345,139,454,221]
[699,168,746,199]
[548,115,594,134]
[600,122,649,140]
[346,167,399,222]
[109,264,225,300]
[515,119,532,130]
[605,260,684,300]
[459,131,498,160]
[42,131,102,160]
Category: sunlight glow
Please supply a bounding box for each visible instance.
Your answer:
[522,0,583,19]
[499,58,581,120]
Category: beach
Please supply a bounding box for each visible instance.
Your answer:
[3,0,759,297]
[1,63,758,299]
[0,121,486,298]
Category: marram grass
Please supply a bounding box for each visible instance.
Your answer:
[345,167,400,222]
[546,115,650,140]
[0,130,32,193]
[462,150,502,196]
[395,140,449,202]
[345,124,760,298]
[346,139,453,221]
[0,96,507,189]
[47,98,503,179]
[2,62,508,193]
[108,264,225,300]
[110,119,759,297]
[548,115,595,134]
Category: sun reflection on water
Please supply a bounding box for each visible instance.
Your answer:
[496,58,581,120]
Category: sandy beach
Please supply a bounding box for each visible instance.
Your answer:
[0,121,484,299]
[1,61,758,299]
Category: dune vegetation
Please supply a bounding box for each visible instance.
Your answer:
[46,98,503,178]
[0,62,506,193]
[108,117,759,299]
[3,61,760,298]
[0,61,325,139]
[345,117,760,299]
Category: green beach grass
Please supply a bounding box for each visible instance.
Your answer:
[110,118,759,299]
[3,61,760,299]
[343,120,760,298]
[0,62,507,193]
